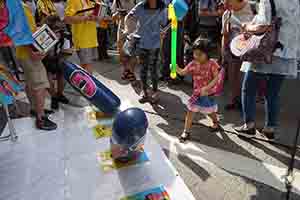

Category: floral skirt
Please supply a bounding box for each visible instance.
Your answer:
[187,96,218,114]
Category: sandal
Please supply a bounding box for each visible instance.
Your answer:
[179,131,191,143]
[127,72,136,82]
[121,70,131,80]
[139,95,150,104]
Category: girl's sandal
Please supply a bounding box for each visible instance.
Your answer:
[127,72,136,82]
[179,132,191,143]
[139,95,150,104]
[121,70,131,80]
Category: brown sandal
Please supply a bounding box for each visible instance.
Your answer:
[121,70,131,80]
[127,72,136,82]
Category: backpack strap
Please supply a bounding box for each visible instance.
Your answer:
[269,0,277,17]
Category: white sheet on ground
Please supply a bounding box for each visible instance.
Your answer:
[0,105,195,200]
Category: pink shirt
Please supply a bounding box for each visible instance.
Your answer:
[185,59,220,97]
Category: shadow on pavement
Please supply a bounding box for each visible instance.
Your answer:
[152,89,261,161]
[227,170,300,200]
[177,152,211,182]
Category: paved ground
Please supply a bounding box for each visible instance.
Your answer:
[1,57,300,200]
[91,59,300,200]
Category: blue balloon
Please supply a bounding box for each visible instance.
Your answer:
[112,108,148,149]
[172,0,188,21]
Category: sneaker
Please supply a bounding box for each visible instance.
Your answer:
[260,128,275,141]
[51,97,59,110]
[56,95,69,104]
[36,116,57,131]
[234,124,256,138]
[30,109,54,117]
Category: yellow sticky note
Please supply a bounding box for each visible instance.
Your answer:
[97,149,149,172]
[93,125,112,139]
[88,110,112,121]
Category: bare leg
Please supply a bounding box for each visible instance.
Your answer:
[179,111,194,142]
[25,85,34,110]
[57,73,65,96]
[34,88,46,120]
[208,112,219,128]
[128,57,137,73]
[47,73,56,97]
[184,111,194,132]
[81,64,93,74]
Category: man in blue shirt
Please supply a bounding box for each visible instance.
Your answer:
[127,0,168,103]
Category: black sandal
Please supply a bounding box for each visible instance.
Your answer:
[139,95,150,104]
[127,72,136,82]
[121,70,131,80]
[179,132,191,143]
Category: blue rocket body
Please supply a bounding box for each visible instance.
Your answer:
[63,61,121,114]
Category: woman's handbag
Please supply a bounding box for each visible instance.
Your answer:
[230,0,283,64]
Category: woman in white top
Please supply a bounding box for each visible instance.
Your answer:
[222,0,254,110]
[235,0,300,140]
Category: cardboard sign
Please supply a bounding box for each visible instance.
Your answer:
[93,2,109,17]
[92,124,112,139]
[32,24,58,53]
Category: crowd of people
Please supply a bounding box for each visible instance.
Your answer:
[3,0,299,143]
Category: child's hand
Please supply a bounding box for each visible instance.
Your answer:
[200,87,209,96]
[160,31,167,39]
[176,66,183,74]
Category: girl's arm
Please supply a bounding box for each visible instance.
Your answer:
[201,62,220,94]
[203,71,219,91]
[176,66,189,76]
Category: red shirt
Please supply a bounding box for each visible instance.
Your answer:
[185,59,220,97]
